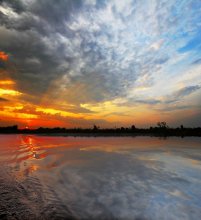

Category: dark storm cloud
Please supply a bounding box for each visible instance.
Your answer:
[0,0,83,96]
[0,0,176,105]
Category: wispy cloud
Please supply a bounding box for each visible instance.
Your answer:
[165,85,201,104]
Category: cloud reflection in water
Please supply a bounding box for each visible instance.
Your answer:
[0,135,201,219]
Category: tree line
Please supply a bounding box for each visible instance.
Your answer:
[0,122,201,137]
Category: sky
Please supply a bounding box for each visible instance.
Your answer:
[0,0,201,128]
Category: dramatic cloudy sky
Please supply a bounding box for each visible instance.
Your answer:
[0,0,201,128]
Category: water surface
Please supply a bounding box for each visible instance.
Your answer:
[0,135,201,219]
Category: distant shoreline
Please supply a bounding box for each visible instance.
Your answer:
[0,132,201,137]
[1,125,201,137]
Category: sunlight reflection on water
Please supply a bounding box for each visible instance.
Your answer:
[0,135,201,219]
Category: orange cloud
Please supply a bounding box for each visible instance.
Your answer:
[35,107,83,118]
[0,80,15,85]
[0,51,9,62]
[0,88,21,96]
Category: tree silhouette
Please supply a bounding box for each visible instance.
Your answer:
[131,125,136,130]
[93,125,99,131]
[157,122,168,129]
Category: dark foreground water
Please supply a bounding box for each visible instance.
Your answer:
[0,135,201,220]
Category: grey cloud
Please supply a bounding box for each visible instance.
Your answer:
[0,0,25,13]
[192,58,201,65]
[165,85,201,104]
[123,85,201,109]
[118,97,161,107]
[174,85,201,97]
[154,56,169,65]
[0,0,200,108]
[156,105,193,112]
[0,0,83,96]
[30,0,82,27]
[135,99,161,105]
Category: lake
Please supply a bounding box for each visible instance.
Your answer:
[0,135,201,219]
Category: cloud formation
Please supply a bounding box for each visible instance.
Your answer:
[0,0,201,127]
[166,85,201,103]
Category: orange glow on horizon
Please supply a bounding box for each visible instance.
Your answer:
[0,74,198,128]
[0,80,15,85]
[0,51,9,61]
[21,118,69,129]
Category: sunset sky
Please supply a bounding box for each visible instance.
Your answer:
[0,0,201,128]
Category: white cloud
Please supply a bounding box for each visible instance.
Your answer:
[0,5,19,18]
